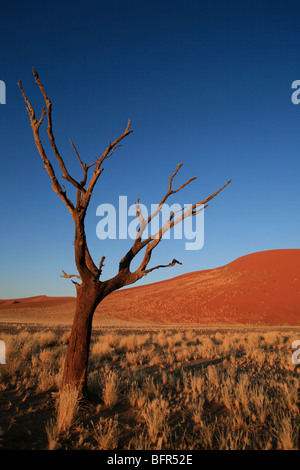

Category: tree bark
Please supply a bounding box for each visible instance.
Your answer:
[61,280,102,395]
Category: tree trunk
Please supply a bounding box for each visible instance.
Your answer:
[61,281,102,395]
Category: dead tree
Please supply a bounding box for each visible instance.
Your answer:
[18,70,231,395]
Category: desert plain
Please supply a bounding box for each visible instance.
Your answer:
[0,249,300,450]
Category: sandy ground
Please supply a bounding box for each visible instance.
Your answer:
[0,249,299,327]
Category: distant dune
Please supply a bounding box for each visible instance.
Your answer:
[0,249,299,326]
[0,296,74,308]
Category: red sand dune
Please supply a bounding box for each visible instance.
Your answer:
[0,249,299,325]
[0,296,74,309]
[96,249,300,325]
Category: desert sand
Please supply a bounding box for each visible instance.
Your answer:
[0,249,299,327]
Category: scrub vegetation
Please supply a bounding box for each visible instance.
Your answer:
[0,326,299,450]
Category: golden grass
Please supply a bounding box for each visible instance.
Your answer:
[1,326,300,450]
[101,369,119,409]
[56,385,79,434]
[92,416,119,450]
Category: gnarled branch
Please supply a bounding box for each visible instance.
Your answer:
[60,270,82,280]
[137,163,198,240]
[143,258,182,275]
[117,164,230,279]
[18,79,75,215]
[99,256,105,276]
[32,69,85,195]
[81,120,133,210]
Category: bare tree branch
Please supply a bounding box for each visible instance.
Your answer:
[32,69,85,195]
[60,270,82,280]
[135,163,198,242]
[111,167,231,293]
[143,258,182,274]
[69,140,98,189]
[18,79,75,215]
[196,178,231,206]
[85,245,100,278]
[81,120,133,210]
[70,140,86,178]
[37,107,46,128]
[118,164,230,281]
[99,256,105,276]
[69,140,89,208]
[135,179,231,276]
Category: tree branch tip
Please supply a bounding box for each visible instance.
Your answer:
[99,256,106,274]
[60,269,82,280]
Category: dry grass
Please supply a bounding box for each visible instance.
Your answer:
[92,416,119,450]
[0,326,300,450]
[55,385,79,434]
[101,369,119,409]
[140,398,170,446]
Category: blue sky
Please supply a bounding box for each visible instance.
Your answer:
[0,0,299,298]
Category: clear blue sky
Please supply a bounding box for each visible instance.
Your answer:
[0,0,299,298]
